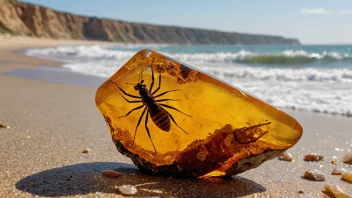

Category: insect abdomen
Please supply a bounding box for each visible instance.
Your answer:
[150,106,171,132]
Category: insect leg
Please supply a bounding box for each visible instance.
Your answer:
[155,99,181,102]
[159,104,192,117]
[109,80,141,99]
[145,112,157,155]
[131,107,147,147]
[118,104,144,118]
[115,90,142,103]
[164,110,189,134]
[154,89,180,98]
[149,61,155,92]
[152,73,161,95]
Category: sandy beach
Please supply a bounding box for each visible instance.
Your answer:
[0,35,351,197]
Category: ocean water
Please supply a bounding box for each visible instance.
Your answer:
[24,44,352,117]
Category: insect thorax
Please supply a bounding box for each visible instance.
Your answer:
[139,88,155,106]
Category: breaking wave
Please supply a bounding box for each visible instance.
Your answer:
[23,45,352,117]
[24,45,352,66]
[200,66,352,84]
[170,50,352,65]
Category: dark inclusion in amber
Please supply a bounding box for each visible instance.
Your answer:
[95,49,303,178]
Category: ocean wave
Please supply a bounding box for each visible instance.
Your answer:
[23,45,352,117]
[164,50,255,63]
[24,45,352,84]
[202,66,352,117]
[169,50,352,65]
[61,60,120,78]
[24,45,135,60]
[237,81,352,117]
[59,61,352,117]
[24,45,352,65]
[201,66,352,84]
[240,50,352,65]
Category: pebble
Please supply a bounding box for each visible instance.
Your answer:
[341,172,352,183]
[332,167,346,175]
[0,124,9,129]
[343,153,352,165]
[279,152,293,161]
[324,184,351,198]
[298,190,304,194]
[102,170,121,178]
[304,153,324,161]
[303,169,325,181]
[118,185,137,196]
[81,148,90,153]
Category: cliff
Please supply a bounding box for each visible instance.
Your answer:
[0,0,300,45]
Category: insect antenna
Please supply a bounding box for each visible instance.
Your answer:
[139,69,145,82]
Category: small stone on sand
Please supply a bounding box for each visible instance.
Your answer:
[343,153,352,165]
[303,169,325,181]
[341,172,352,183]
[118,185,137,196]
[304,153,324,161]
[82,148,90,153]
[279,152,293,161]
[332,167,346,175]
[331,159,338,164]
[298,190,304,194]
[102,170,121,178]
[324,184,350,198]
[0,123,9,129]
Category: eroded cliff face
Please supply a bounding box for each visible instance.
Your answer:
[0,0,300,44]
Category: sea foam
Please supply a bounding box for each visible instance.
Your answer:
[23,45,352,117]
[24,45,352,65]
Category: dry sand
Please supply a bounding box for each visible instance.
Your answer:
[0,35,351,197]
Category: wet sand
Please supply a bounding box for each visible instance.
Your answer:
[0,35,351,197]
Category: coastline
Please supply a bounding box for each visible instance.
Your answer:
[0,35,112,72]
[0,35,110,87]
[0,35,351,197]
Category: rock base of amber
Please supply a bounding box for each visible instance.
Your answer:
[114,136,286,178]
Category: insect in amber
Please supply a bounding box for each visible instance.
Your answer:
[95,49,303,178]
[109,58,191,154]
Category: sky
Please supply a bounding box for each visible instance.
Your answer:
[21,0,352,44]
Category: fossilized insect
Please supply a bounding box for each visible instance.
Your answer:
[109,58,191,154]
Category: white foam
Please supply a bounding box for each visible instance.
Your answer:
[205,68,352,117]
[23,45,352,117]
[61,60,120,78]
[201,66,352,84]
[164,50,254,63]
[24,45,135,60]
[24,45,351,64]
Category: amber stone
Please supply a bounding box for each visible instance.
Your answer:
[95,49,303,178]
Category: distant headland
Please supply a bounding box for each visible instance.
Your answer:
[0,0,300,45]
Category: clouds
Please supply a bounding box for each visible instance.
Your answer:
[300,8,334,15]
[300,8,352,15]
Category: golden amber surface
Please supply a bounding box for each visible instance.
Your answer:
[95,49,303,177]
